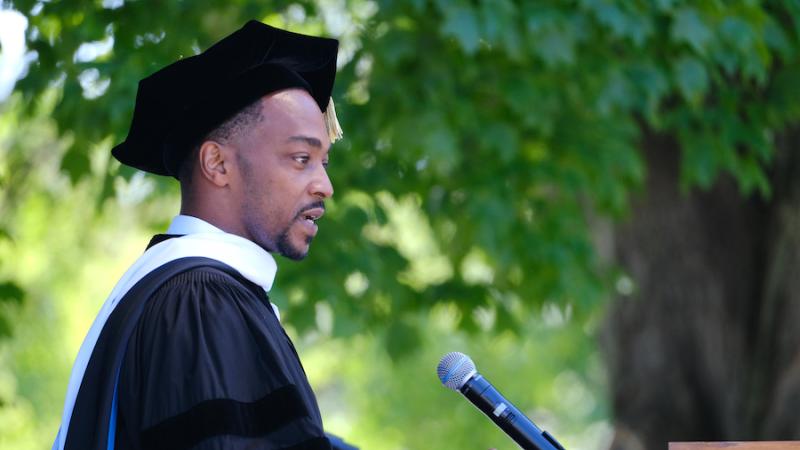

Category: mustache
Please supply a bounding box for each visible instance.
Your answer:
[294,201,325,219]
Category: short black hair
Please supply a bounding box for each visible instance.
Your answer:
[178,99,264,184]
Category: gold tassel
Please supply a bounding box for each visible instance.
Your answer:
[324,97,343,143]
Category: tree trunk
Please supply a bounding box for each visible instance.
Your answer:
[601,129,800,450]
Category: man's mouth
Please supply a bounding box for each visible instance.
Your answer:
[298,206,325,225]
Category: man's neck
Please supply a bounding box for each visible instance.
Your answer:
[180,201,247,238]
[166,215,226,234]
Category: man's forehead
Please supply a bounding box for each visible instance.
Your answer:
[260,89,342,145]
[252,91,327,142]
[261,88,318,110]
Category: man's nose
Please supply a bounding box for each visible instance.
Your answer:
[310,166,334,199]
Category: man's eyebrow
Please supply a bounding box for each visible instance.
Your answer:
[288,135,323,148]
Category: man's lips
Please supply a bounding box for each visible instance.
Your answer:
[295,205,325,238]
[298,207,325,222]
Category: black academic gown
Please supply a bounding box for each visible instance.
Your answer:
[114,264,328,450]
[65,235,332,450]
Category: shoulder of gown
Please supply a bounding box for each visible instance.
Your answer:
[115,266,330,450]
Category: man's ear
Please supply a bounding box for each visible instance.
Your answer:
[197,140,231,187]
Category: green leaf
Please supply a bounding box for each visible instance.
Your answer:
[479,0,521,58]
[0,316,13,339]
[441,5,481,54]
[591,3,628,37]
[0,280,24,338]
[734,155,771,197]
[60,144,92,184]
[480,122,519,163]
[654,0,678,13]
[628,62,669,124]
[587,2,652,46]
[0,227,12,243]
[597,69,635,115]
[767,65,800,123]
[424,127,459,176]
[681,136,718,190]
[719,16,755,55]
[673,55,708,106]
[720,16,769,84]
[0,281,24,305]
[763,18,794,60]
[382,29,417,65]
[530,22,577,67]
[671,8,713,55]
[285,301,318,336]
[385,319,421,361]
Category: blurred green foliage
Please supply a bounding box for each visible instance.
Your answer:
[3,0,800,448]
[9,0,800,341]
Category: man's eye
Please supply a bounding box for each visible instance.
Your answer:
[322,160,329,168]
[293,155,310,164]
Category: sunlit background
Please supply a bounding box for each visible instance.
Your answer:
[3,1,800,449]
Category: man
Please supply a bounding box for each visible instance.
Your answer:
[52,20,350,450]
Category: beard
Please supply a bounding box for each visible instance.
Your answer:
[275,200,325,260]
[274,225,312,260]
[243,200,324,261]
[244,215,309,261]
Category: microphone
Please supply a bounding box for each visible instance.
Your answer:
[437,352,566,450]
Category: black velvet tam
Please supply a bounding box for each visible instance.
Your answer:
[111,20,339,177]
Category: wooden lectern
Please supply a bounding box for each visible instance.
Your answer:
[669,443,800,449]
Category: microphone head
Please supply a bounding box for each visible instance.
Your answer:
[437,352,478,391]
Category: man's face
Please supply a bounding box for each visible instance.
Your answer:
[231,89,333,260]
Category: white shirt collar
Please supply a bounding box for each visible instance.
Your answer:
[167,214,227,235]
[164,215,278,293]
